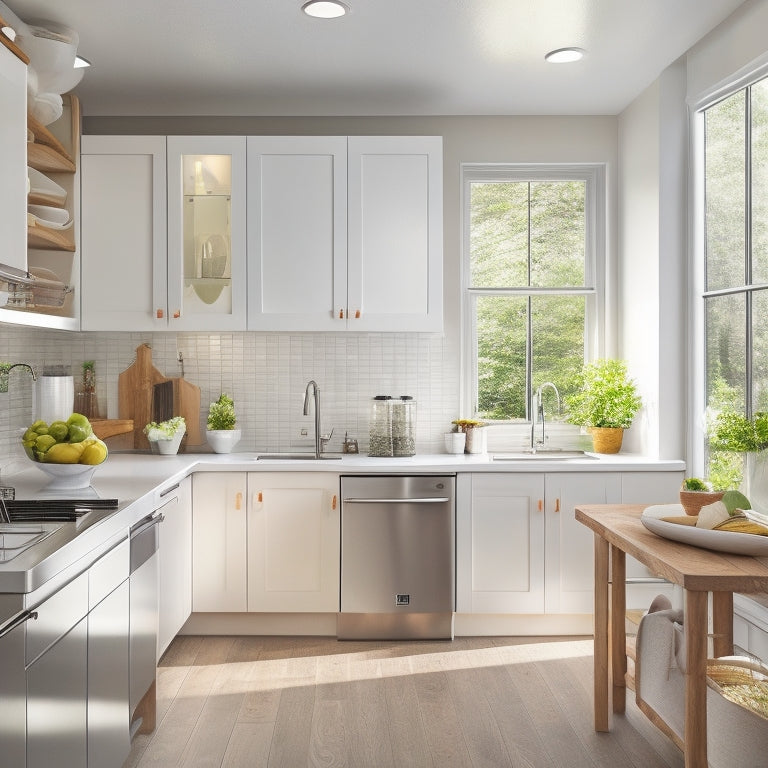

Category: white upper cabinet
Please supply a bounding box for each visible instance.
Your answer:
[167,136,247,330]
[347,136,443,332]
[0,35,27,274]
[247,136,347,331]
[81,135,167,331]
[248,135,443,332]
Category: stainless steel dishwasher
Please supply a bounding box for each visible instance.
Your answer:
[338,475,455,640]
[129,510,163,736]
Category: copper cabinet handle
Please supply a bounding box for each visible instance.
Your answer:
[156,308,164,319]
[555,498,560,513]
[538,499,543,512]
[173,309,181,319]
[235,492,243,510]
[354,309,361,319]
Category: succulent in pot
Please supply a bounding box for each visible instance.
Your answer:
[564,358,642,454]
[206,393,241,454]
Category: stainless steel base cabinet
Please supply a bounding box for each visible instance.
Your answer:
[26,573,90,768]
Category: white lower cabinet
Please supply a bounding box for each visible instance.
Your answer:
[192,472,248,612]
[191,472,340,614]
[158,477,193,658]
[457,472,621,614]
[457,470,685,616]
[247,473,340,612]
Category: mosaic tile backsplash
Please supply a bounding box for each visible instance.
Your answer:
[0,326,459,462]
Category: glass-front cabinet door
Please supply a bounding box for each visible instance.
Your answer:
[167,136,247,330]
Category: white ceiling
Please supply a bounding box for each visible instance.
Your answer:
[4,0,749,117]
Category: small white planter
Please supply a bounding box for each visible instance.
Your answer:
[207,428,242,454]
[149,427,186,455]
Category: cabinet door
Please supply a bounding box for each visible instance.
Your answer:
[80,135,167,331]
[456,473,545,613]
[88,580,130,768]
[247,472,340,612]
[158,477,192,658]
[0,40,27,273]
[192,472,247,612]
[347,136,443,331]
[544,472,622,614]
[27,617,88,768]
[167,136,247,330]
[247,136,348,331]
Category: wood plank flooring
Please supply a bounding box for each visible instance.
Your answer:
[124,635,684,768]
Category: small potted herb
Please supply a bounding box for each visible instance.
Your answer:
[564,359,642,453]
[679,477,725,517]
[144,416,186,455]
[452,418,487,454]
[206,393,241,454]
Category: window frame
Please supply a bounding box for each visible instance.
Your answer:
[689,54,768,474]
[460,163,606,422]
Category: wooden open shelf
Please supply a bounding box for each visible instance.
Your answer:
[27,222,75,252]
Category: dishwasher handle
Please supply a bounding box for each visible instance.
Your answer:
[130,512,164,573]
[0,609,38,639]
[342,497,451,504]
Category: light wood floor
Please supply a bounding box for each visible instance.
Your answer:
[124,635,684,768]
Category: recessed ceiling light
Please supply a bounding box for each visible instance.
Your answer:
[302,0,348,18]
[545,47,585,64]
[74,55,91,68]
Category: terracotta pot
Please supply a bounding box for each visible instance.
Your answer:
[590,426,624,454]
[679,489,725,517]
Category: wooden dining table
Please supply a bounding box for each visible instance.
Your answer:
[575,504,768,768]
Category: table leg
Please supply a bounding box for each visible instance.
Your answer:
[712,591,734,658]
[594,533,610,732]
[611,546,627,714]
[684,590,708,768]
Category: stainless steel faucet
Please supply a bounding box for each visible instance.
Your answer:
[303,380,333,458]
[530,382,561,451]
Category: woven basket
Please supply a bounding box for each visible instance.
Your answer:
[589,427,624,454]
[707,658,768,721]
[679,489,724,517]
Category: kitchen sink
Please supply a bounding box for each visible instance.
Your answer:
[256,453,343,461]
[492,451,598,461]
[0,523,60,562]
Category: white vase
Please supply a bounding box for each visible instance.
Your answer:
[741,451,768,513]
[206,428,242,454]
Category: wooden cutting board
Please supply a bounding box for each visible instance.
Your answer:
[118,344,202,450]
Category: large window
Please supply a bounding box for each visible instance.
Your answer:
[462,165,603,421]
[701,75,768,486]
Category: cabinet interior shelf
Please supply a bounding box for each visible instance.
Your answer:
[27,113,75,172]
[27,223,75,252]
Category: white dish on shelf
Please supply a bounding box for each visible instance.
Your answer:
[30,92,63,126]
[641,504,768,556]
[27,167,67,206]
[28,204,72,230]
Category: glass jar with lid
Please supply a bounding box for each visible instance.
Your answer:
[368,396,393,457]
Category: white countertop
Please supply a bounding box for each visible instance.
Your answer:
[0,450,685,597]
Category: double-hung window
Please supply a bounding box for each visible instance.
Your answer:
[696,71,768,485]
[461,164,604,422]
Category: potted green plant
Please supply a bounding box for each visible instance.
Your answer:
[206,393,241,454]
[564,358,642,453]
[710,410,768,512]
[679,477,725,516]
[144,416,186,455]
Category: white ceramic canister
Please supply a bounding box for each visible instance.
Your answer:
[33,366,74,424]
